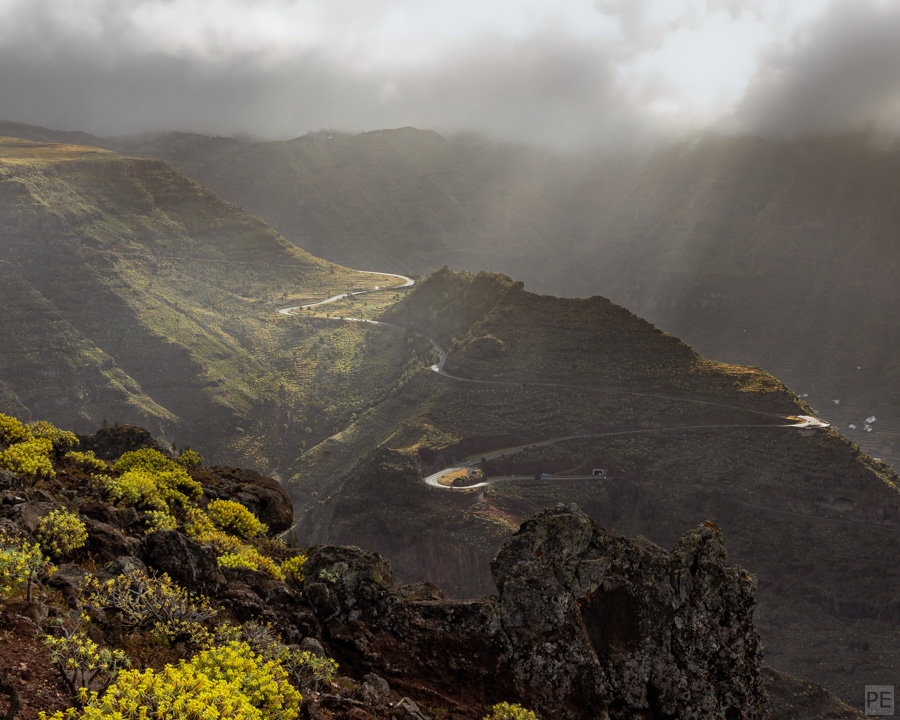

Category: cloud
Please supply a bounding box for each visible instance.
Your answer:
[0,0,898,147]
[0,1,658,149]
[734,0,900,138]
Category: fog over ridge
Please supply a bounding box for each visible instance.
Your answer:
[0,0,899,147]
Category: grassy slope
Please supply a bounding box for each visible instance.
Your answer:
[169,128,900,468]
[10,124,897,466]
[286,269,900,704]
[0,137,414,472]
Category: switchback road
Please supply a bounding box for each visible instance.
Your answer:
[278,274,829,492]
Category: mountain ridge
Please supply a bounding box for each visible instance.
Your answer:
[0,133,896,706]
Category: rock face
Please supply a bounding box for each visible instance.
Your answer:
[202,466,294,533]
[303,504,769,720]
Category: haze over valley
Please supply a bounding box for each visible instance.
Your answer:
[1,1,899,718]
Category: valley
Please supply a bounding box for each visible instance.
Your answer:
[1,134,898,707]
[87,125,898,474]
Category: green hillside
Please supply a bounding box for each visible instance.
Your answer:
[0,137,414,471]
[159,128,900,471]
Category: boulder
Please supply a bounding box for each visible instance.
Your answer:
[140,530,225,594]
[202,466,294,533]
[10,501,56,534]
[82,518,140,563]
[94,556,148,584]
[46,563,88,608]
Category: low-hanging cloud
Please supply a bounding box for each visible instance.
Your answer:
[0,2,659,149]
[0,0,899,147]
[734,0,900,139]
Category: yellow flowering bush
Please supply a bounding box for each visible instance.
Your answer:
[207,499,266,539]
[217,552,258,571]
[113,448,181,474]
[44,615,130,698]
[177,448,203,468]
[64,450,107,474]
[85,568,216,634]
[36,509,89,560]
[96,465,201,513]
[0,530,54,602]
[29,420,78,455]
[186,509,284,581]
[144,510,178,534]
[190,641,301,715]
[0,436,55,479]
[40,641,301,720]
[0,412,31,445]
[483,703,540,720]
[281,555,307,586]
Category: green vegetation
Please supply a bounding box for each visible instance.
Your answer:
[64,450,108,474]
[0,411,335,718]
[44,615,130,700]
[36,509,88,560]
[42,641,302,720]
[29,420,78,455]
[207,499,267,539]
[483,702,539,720]
[280,554,307,586]
[86,568,216,641]
[1,436,55,479]
[0,530,54,602]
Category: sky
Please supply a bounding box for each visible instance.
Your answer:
[1,0,899,149]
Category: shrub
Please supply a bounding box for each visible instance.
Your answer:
[207,499,266,539]
[0,413,31,445]
[281,649,338,691]
[40,641,302,720]
[36,509,88,560]
[64,450,107,474]
[186,508,284,582]
[281,555,307,586]
[177,447,203,468]
[85,568,216,636]
[29,420,78,455]
[217,552,258,571]
[113,448,179,474]
[0,437,55,479]
[95,468,165,511]
[0,531,54,602]
[44,614,129,700]
[143,510,178,534]
[96,465,201,513]
[216,546,285,581]
[483,703,540,720]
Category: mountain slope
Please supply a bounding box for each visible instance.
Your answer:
[166,128,900,471]
[286,268,900,704]
[0,137,414,469]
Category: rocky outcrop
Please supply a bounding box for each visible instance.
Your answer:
[303,504,769,720]
[202,466,294,533]
[76,425,167,460]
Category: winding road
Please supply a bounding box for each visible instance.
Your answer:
[278,270,414,314]
[278,271,830,492]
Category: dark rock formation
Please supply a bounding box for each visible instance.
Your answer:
[82,517,140,563]
[140,529,226,594]
[201,466,294,533]
[76,425,166,460]
[303,504,769,720]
